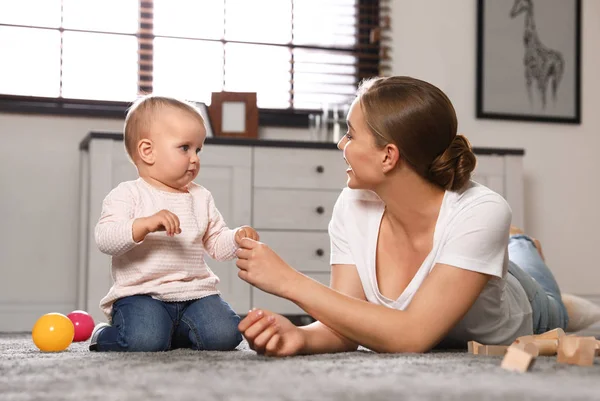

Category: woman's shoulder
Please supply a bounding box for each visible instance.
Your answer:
[455,181,509,205]
[448,181,512,219]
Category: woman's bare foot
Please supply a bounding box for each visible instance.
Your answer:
[510,226,545,261]
[509,226,524,236]
[562,293,600,332]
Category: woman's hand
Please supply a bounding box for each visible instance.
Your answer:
[235,238,301,298]
[239,309,306,356]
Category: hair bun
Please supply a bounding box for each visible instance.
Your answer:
[427,135,476,191]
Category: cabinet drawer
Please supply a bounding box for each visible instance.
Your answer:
[259,231,330,272]
[253,147,347,190]
[251,272,330,314]
[253,189,341,230]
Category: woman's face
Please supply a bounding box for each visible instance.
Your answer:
[337,99,387,190]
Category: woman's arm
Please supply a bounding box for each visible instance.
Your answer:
[236,239,491,353]
[239,264,366,355]
[298,264,365,354]
[290,262,490,353]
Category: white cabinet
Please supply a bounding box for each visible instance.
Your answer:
[251,147,348,314]
[79,133,525,322]
[471,153,525,230]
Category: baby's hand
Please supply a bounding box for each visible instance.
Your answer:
[235,225,259,245]
[145,209,181,237]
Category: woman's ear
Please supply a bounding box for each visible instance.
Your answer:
[382,143,400,173]
[138,138,155,165]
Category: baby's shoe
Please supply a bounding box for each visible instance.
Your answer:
[88,322,110,351]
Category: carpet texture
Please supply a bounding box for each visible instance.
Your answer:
[1,334,599,401]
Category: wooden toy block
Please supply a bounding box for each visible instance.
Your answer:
[531,339,558,356]
[501,346,536,372]
[536,328,565,340]
[479,345,509,356]
[557,337,597,366]
[514,328,565,345]
[468,341,482,355]
[468,341,507,356]
[513,337,558,356]
[510,341,540,357]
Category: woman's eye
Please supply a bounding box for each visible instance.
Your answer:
[345,132,352,140]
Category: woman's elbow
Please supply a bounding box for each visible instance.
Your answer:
[376,334,433,354]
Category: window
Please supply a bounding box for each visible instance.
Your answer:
[0,0,390,126]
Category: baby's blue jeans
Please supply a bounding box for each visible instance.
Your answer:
[508,235,569,334]
[93,294,242,352]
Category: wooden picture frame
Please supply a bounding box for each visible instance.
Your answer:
[208,92,259,138]
[476,0,581,124]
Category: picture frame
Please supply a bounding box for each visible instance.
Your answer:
[208,92,259,139]
[194,102,214,138]
[476,0,581,124]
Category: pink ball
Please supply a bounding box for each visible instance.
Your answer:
[67,310,95,342]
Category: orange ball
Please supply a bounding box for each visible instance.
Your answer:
[32,313,74,352]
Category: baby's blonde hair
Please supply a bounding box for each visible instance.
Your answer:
[123,94,206,161]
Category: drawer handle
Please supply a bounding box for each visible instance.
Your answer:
[316,206,325,214]
[316,248,324,257]
[316,165,325,173]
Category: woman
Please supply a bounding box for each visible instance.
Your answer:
[234,76,577,356]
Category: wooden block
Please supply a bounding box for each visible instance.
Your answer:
[501,346,536,372]
[513,338,557,356]
[557,337,597,366]
[480,345,509,356]
[469,341,508,357]
[532,339,558,356]
[468,341,482,355]
[514,335,535,344]
[510,341,540,357]
[536,328,565,340]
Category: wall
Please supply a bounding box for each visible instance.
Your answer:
[390,0,600,296]
[0,114,123,330]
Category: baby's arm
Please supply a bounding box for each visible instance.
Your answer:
[202,193,239,262]
[95,185,142,256]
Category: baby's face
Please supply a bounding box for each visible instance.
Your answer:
[149,107,207,190]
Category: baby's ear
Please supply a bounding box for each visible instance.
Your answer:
[138,138,155,165]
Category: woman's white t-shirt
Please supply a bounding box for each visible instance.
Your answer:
[328,181,533,345]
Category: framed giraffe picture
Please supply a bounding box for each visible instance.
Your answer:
[476,0,581,124]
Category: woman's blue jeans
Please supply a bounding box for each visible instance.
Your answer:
[93,294,242,352]
[508,235,569,334]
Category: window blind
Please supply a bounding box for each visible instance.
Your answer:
[0,0,391,118]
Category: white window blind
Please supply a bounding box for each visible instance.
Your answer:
[0,0,391,115]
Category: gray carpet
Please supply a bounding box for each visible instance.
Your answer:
[1,334,599,401]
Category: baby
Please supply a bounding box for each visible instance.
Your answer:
[89,95,258,352]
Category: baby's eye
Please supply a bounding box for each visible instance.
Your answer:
[196,148,202,154]
[180,145,189,151]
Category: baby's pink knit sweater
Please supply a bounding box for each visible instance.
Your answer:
[95,178,239,321]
